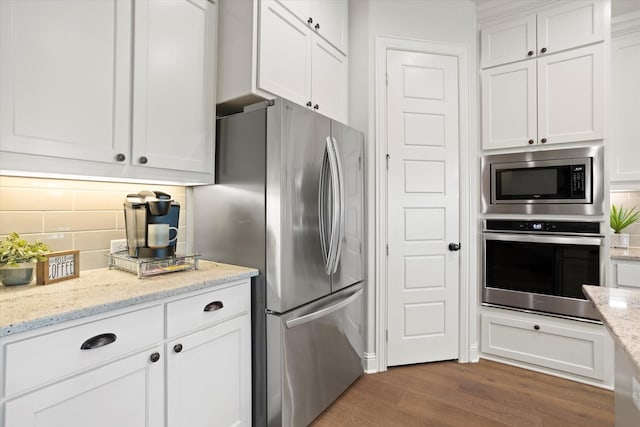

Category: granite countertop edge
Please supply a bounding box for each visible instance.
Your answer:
[0,261,258,338]
[583,285,640,377]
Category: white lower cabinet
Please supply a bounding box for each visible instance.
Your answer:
[0,279,251,427]
[612,260,640,288]
[166,315,251,427]
[481,307,614,388]
[4,347,164,427]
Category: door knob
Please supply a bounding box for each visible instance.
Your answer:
[448,243,460,251]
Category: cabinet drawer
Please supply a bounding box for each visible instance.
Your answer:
[615,262,640,288]
[3,305,163,398]
[166,280,250,338]
[481,312,606,380]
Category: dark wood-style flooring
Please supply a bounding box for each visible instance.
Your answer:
[311,359,614,426]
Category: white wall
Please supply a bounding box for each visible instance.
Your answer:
[349,0,478,369]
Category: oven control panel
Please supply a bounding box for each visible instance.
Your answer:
[485,219,600,235]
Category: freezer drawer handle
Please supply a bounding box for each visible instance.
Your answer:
[285,288,362,329]
[204,301,224,312]
[80,333,117,350]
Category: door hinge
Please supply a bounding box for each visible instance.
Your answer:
[386,73,388,86]
[359,156,362,171]
[386,244,389,256]
[385,329,388,342]
[359,242,362,254]
[386,154,390,170]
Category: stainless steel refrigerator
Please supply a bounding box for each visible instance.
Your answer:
[193,98,364,427]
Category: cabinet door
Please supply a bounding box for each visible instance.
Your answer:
[610,31,640,183]
[311,36,348,123]
[0,0,131,164]
[480,15,537,68]
[481,61,537,149]
[481,312,607,381]
[131,0,215,173]
[4,348,164,427]
[311,0,348,53]
[166,315,251,427]
[537,0,605,56]
[258,0,312,108]
[537,44,603,145]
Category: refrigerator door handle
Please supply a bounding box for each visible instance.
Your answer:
[318,145,331,271]
[325,136,341,275]
[285,288,363,329]
[330,136,345,274]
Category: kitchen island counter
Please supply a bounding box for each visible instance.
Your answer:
[0,260,258,337]
[583,285,640,376]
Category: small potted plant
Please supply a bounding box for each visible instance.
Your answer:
[610,204,640,249]
[0,232,49,286]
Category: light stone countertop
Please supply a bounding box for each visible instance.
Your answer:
[0,260,258,337]
[610,247,640,261]
[583,285,640,376]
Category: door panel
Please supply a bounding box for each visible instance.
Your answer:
[386,50,459,366]
[267,284,363,427]
[0,0,131,163]
[258,0,311,107]
[537,44,603,145]
[331,121,364,292]
[132,0,215,172]
[311,36,348,123]
[481,60,537,149]
[266,100,331,313]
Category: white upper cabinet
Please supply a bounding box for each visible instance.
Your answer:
[537,1,605,57]
[217,0,348,124]
[537,44,603,145]
[0,0,131,164]
[481,15,537,69]
[258,0,313,109]
[480,0,606,150]
[132,0,216,174]
[273,0,347,53]
[482,61,537,150]
[481,0,606,69]
[0,0,216,183]
[610,13,640,186]
[482,44,603,150]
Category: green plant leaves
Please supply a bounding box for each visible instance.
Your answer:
[610,204,640,234]
[0,232,50,267]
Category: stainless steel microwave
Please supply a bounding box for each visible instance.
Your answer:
[481,146,604,215]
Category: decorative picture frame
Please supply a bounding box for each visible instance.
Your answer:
[36,250,80,285]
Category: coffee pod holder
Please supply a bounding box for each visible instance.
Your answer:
[108,251,200,279]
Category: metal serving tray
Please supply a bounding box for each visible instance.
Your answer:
[108,251,199,279]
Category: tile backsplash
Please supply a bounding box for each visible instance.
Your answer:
[0,176,187,271]
[610,191,640,247]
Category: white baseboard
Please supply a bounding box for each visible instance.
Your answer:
[363,352,378,373]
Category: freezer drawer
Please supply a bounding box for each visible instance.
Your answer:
[266,283,363,427]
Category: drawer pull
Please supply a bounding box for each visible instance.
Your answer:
[150,352,160,363]
[534,325,540,331]
[80,333,117,350]
[174,343,183,353]
[204,301,224,312]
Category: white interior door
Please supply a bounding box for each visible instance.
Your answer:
[386,49,460,366]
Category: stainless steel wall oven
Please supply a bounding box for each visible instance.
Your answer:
[481,146,604,215]
[482,219,604,320]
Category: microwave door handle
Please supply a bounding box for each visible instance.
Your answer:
[330,136,345,274]
[318,145,331,273]
[483,232,603,246]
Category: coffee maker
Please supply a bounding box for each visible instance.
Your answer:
[124,190,180,258]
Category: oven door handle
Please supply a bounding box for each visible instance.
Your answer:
[482,232,603,246]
